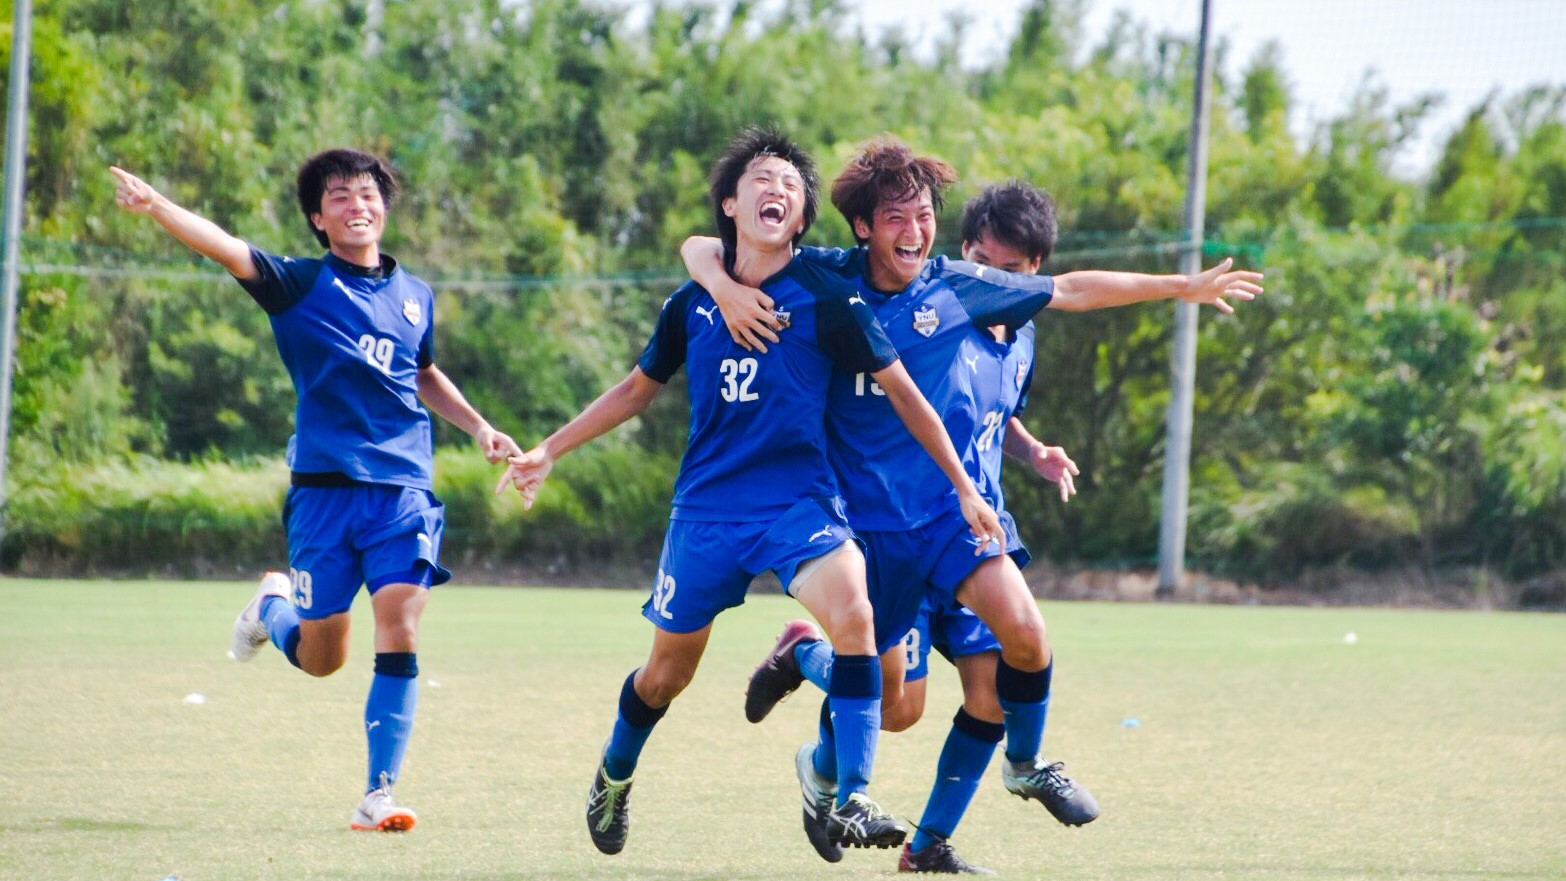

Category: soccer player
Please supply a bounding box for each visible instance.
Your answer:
[681,136,1261,866]
[110,150,521,832]
[497,127,1003,857]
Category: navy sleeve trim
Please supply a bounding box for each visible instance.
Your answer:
[937,256,1055,330]
[237,245,319,315]
[635,283,697,383]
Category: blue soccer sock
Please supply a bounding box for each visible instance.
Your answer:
[997,658,1052,764]
[259,595,302,668]
[365,652,419,794]
[910,708,1005,853]
[795,639,835,692]
[827,654,881,805]
[811,696,837,782]
[602,670,669,781]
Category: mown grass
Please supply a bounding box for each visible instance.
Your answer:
[1,579,1563,880]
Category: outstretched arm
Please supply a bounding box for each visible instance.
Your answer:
[871,360,1006,553]
[1048,257,1262,314]
[679,235,782,352]
[417,365,523,464]
[496,368,663,508]
[109,166,257,281]
[1002,417,1079,503]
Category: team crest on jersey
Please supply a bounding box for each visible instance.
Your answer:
[913,306,940,337]
[1016,359,1029,388]
[773,308,792,329]
[402,299,422,325]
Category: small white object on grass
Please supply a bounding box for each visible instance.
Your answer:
[1343,632,1359,645]
[427,679,442,689]
[182,693,207,705]
[1121,717,1141,728]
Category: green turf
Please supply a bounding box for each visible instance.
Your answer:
[1,579,1563,880]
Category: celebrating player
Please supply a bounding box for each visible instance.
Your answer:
[110,150,521,832]
[497,127,1003,857]
[682,136,1261,865]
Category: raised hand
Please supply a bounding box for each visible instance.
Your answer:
[1179,257,1264,314]
[109,166,159,215]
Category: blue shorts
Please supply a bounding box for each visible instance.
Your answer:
[283,484,451,620]
[862,507,1028,656]
[643,497,855,633]
[902,594,1003,682]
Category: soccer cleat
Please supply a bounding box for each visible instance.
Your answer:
[745,619,822,723]
[1002,757,1100,826]
[586,763,633,855]
[828,792,907,850]
[350,786,417,832]
[228,570,290,662]
[795,743,843,863]
[898,839,997,875]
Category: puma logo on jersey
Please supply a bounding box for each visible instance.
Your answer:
[696,305,717,325]
[848,294,865,306]
[808,526,834,543]
[965,354,980,374]
[975,266,986,278]
[332,277,354,297]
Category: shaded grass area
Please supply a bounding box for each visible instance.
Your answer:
[2,579,1563,880]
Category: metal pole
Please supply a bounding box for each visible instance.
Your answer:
[1156,0,1213,597]
[0,0,34,544]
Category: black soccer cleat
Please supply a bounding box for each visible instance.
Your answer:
[828,792,907,849]
[796,743,844,863]
[746,619,822,723]
[898,838,997,875]
[1002,757,1100,827]
[586,763,633,855]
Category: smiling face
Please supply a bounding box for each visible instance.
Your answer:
[855,186,937,292]
[962,232,1041,276]
[310,173,385,256]
[723,155,807,255]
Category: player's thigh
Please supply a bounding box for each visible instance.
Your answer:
[954,555,1050,670]
[790,542,876,656]
[370,581,430,653]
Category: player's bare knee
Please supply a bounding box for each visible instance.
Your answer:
[820,599,874,649]
[881,699,923,732]
[638,664,695,706]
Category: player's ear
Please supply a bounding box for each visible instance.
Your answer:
[310,213,326,232]
[722,196,738,219]
[852,216,872,240]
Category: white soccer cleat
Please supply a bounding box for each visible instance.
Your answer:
[350,786,418,832]
[228,571,290,662]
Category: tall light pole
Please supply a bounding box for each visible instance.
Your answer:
[1156,0,1213,597]
[0,0,33,544]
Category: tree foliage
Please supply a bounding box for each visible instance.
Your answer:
[5,0,1566,586]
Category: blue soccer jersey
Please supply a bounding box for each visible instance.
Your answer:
[638,257,898,521]
[965,321,1037,510]
[800,247,1054,530]
[240,247,437,489]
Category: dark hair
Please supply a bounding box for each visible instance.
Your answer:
[829,135,958,243]
[709,126,820,269]
[296,149,400,247]
[960,180,1058,263]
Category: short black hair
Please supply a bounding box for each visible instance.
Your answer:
[960,180,1058,263]
[709,126,820,271]
[296,149,400,247]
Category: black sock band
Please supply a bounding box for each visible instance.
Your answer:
[996,657,1051,703]
[374,652,419,679]
[283,629,302,669]
[619,670,668,729]
[952,706,1006,743]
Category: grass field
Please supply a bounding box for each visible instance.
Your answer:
[2,579,1563,881]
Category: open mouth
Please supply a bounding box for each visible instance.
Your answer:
[346,218,373,231]
[759,201,787,226]
[894,245,923,262]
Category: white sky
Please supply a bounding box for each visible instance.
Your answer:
[631,0,1566,176]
